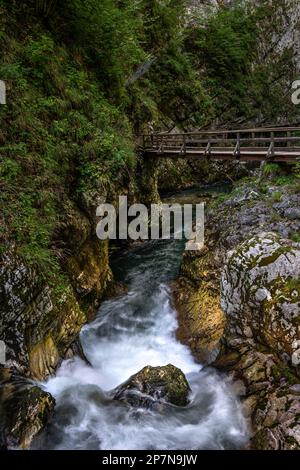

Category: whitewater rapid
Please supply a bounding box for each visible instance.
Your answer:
[37,205,248,450]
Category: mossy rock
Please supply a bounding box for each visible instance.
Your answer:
[221,232,300,368]
[113,364,191,407]
[0,368,55,449]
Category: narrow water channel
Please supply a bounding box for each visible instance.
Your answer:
[37,186,249,450]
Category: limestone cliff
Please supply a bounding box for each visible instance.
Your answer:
[174,174,300,448]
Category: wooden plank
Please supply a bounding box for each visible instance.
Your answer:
[144,148,299,160]
[147,146,300,153]
[145,126,300,137]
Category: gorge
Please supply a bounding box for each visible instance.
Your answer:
[1,0,300,453]
[33,187,248,450]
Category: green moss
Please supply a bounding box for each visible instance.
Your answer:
[291,233,300,243]
[257,246,293,268]
[285,436,300,448]
[121,364,191,407]
[286,277,300,291]
[272,191,282,202]
[273,175,298,186]
[276,389,288,398]
[271,364,299,386]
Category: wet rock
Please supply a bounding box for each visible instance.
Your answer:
[213,344,300,450]
[174,272,225,363]
[0,251,86,379]
[0,367,55,449]
[64,337,90,365]
[175,181,300,365]
[112,364,191,408]
[66,238,113,318]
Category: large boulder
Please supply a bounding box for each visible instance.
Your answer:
[112,364,191,408]
[221,232,300,370]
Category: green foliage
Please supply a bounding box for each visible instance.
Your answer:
[273,174,297,186]
[1,0,205,277]
[291,233,300,243]
[134,41,212,128]
[185,2,256,120]
[1,0,299,280]
[263,163,282,177]
[140,0,186,51]
[272,191,282,202]
[185,0,297,123]
[50,0,146,101]
[258,184,268,195]
[294,163,300,178]
[0,6,137,273]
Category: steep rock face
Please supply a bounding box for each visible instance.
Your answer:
[174,179,300,448]
[0,186,116,380]
[174,247,225,363]
[175,182,300,362]
[112,364,191,408]
[60,198,113,319]
[262,0,300,71]
[0,251,85,380]
[214,345,300,449]
[218,233,300,449]
[138,155,161,205]
[221,233,300,368]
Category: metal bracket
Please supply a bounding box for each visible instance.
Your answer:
[233,133,241,158]
[267,141,275,159]
[158,142,164,154]
[205,141,211,157]
[266,132,275,159]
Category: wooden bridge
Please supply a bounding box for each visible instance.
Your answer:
[140,127,300,162]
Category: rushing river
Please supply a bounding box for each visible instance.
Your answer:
[37,187,249,450]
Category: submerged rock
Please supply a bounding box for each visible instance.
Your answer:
[112,364,191,408]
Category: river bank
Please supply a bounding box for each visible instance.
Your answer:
[174,171,300,449]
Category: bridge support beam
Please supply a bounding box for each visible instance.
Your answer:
[139,155,161,205]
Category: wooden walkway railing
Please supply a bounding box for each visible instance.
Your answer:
[140,127,300,162]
